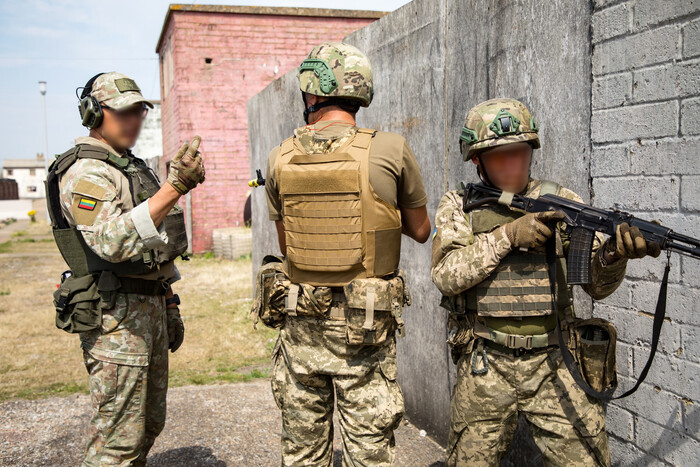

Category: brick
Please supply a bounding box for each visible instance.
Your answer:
[592,175,680,211]
[591,3,632,43]
[592,2,631,43]
[681,255,700,288]
[606,402,635,440]
[682,396,700,440]
[592,72,632,109]
[681,97,700,136]
[633,348,700,400]
[629,278,700,327]
[615,377,683,431]
[592,24,680,75]
[590,144,629,176]
[634,0,700,30]
[680,324,700,363]
[607,434,647,465]
[632,60,700,103]
[684,17,700,58]
[591,101,679,143]
[628,136,700,175]
[595,301,680,353]
[681,175,700,211]
[635,416,700,465]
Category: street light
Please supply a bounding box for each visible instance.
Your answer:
[39,81,50,223]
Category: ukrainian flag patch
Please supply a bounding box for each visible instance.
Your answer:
[78,198,97,211]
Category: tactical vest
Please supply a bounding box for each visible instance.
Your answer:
[46,144,188,277]
[275,128,402,286]
[465,180,572,319]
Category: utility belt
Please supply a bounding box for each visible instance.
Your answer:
[54,269,168,334]
[444,299,618,395]
[250,256,411,346]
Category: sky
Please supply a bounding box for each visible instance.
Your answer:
[0,0,411,166]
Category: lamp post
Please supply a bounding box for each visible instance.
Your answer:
[38,81,50,223]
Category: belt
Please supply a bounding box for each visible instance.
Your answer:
[483,339,557,357]
[118,277,169,296]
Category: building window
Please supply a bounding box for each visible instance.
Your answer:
[29,168,36,176]
[27,186,37,192]
[6,169,12,176]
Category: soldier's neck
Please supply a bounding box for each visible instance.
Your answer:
[313,108,356,125]
[88,129,127,155]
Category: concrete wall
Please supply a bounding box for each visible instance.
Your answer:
[158,7,379,252]
[590,1,700,464]
[248,0,700,463]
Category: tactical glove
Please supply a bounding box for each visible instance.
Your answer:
[504,211,566,249]
[605,222,661,260]
[168,135,205,195]
[166,307,185,353]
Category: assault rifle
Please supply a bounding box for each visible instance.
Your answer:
[462,183,700,284]
[462,182,700,401]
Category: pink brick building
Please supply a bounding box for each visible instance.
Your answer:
[156,5,383,252]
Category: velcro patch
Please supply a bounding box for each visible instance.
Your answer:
[115,78,140,93]
[78,198,97,211]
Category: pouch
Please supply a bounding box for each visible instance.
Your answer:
[344,271,410,346]
[54,272,101,333]
[568,318,618,393]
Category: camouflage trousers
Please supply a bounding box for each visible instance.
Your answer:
[271,316,404,467]
[80,293,170,467]
[447,343,610,467]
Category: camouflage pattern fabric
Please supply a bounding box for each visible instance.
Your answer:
[271,313,404,467]
[81,294,169,466]
[460,98,540,161]
[91,72,154,110]
[298,42,374,107]
[57,137,174,465]
[447,346,609,466]
[294,123,357,154]
[432,179,628,466]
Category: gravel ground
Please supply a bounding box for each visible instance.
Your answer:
[0,380,445,466]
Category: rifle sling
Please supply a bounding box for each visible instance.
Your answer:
[548,239,671,401]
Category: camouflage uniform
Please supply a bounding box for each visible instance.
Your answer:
[433,99,628,466]
[262,42,427,467]
[57,73,176,467]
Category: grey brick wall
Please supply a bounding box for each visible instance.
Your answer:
[591,1,700,463]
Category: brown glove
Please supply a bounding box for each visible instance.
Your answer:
[504,211,566,249]
[605,222,661,260]
[168,136,205,195]
[166,307,185,353]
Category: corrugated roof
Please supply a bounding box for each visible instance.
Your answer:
[156,4,387,52]
[3,159,46,169]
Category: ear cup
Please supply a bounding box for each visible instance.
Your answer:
[79,96,103,129]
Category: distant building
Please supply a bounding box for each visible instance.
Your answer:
[1,154,46,199]
[132,101,165,179]
[156,4,385,252]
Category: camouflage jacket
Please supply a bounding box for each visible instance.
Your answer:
[59,136,177,281]
[431,179,628,301]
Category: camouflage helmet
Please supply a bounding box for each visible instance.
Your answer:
[298,42,374,107]
[459,98,540,161]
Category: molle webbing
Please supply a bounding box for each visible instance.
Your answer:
[277,128,402,286]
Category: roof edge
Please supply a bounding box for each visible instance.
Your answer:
[156,4,388,52]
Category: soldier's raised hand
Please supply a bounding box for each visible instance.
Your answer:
[168,135,206,195]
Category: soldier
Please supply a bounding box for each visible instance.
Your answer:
[46,72,205,466]
[261,42,431,466]
[431,98,660,466]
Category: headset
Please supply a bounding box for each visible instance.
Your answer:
[76,72,106,129]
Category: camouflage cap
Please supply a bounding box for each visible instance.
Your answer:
[298,42,374,107]
[460,98,540,161]
[91,72,153,110]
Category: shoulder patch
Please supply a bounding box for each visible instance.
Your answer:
[73,179,113,201]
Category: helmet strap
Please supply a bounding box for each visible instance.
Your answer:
[476,155,495,187]
[303,97,351,124]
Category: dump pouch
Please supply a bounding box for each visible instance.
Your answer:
[54,272,101,333]
[567,318,618,393]
[343,271,410,346]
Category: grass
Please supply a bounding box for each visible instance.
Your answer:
[0,221,277,401]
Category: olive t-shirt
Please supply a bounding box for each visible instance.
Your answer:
[266,121,428,221]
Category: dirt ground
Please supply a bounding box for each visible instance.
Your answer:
[0,379,446,466]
